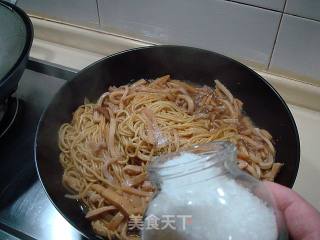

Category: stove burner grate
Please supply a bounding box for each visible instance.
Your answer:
[0,97,19,138]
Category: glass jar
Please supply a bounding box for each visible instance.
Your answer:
[142,142,287,240]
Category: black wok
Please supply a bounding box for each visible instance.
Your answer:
[35,45,300,239]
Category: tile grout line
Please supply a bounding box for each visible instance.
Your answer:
[225,0,320,23]
[224,0,282,12]
[286,12,320,23]
[267,0,287,70]
[283,0,288,12]
[282,0,320,23]
[95,0,101,27]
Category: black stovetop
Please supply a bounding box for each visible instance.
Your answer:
[0,61,86,240]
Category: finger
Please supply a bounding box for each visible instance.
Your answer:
[265,181,320,240]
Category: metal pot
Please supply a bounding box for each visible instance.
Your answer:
[0,0,33,102]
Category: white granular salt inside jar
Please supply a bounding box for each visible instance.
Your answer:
[142,153,278,240]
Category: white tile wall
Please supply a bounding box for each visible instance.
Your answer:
[285,0,320,21]
[98,0,281,68]
[17,0,99,28]
[226,0,286,11]
[16,0,320,85]
[269,15,320,85]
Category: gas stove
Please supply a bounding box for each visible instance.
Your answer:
[0,60,85,240]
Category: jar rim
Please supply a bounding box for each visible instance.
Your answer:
[148,141,237,181]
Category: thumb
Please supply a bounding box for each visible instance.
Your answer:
[265,181,320,240]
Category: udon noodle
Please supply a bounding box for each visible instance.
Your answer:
[58,75,282,239]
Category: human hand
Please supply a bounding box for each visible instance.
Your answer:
[265,182,320,240]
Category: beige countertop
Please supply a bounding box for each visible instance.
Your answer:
[29,17,320,210]
[290,105,320,209]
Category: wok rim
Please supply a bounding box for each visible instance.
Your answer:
[34,45,300,239]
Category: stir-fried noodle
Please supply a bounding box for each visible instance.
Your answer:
[59,75,281,239]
